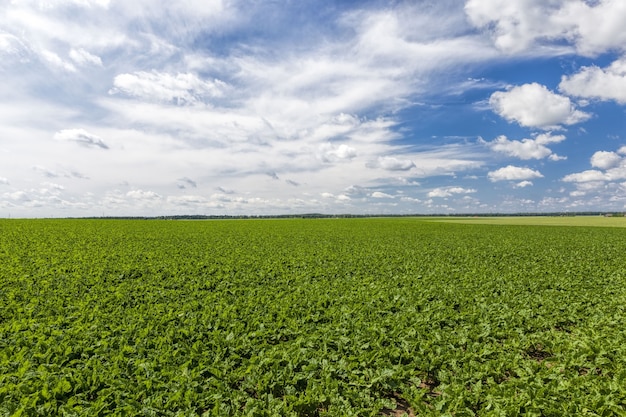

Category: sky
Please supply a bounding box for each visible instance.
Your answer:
[1,0,626,217]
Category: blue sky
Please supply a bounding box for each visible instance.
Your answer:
[1,0,625,217]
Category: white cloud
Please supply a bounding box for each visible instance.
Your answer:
[515,180,533,188]
[318,143,357,163]
[427,186,476,198]
[534,132,567,145]
[488,165,544,182]
[559,57,626,104]
[32,165,88,179]
[548,154,567,161]
[7,1,624,216]
[486,132,566,160]
[166,195,209,206]
[489,83,590,129]
[54,128,108,149]
[41,182,65,191]
[552,0,626,56]
[300,113,361,142]
[591,151,622,170]
[115,0,227,26]
[367,156,415,171]
[465,0,563,53]
[126,189,162,200]
[22,0,112,8]
[606,165,626,182]
[0,177,9,185]
[40,49,76,72]
[466,0,626,56]
[344,185,367,197]
[69,48,102,66]
[0,1,491,219]
[110,71,227,105]
[562,169,607,183]
[371,191,394,199]
[0,32,30,62]
[4,191,31,202]
[562,147,626,197]
[4,0,229,61]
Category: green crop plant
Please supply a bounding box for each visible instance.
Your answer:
[1,218,626,416]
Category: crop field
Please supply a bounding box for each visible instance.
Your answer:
[429,215,626,228]
[2,218,626,416]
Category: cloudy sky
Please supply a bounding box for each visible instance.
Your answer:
[1,0,625,217]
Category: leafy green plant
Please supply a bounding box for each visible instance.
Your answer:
[1,218,626,415]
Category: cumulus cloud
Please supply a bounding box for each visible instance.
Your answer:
[466,0,626,55]
[110,71,227,105]
[41,182,65,191]
[466,0,553,52]
[367,156,415,171]
[318,143,357,163]
[591,151,622,170]
[515,180,533,188]
[166,195,209,206]
[562,170,607,183]
[344,185,367,197]
[485,132,566,160]
[6,1,625,216]
[0,177,9,185]
[4,191,31,202]
[548,154,567,161]
[126,189,162,200]
[564,148,626,186]
[1,2,497,216]
[559,57,626,104]
[489,83,590,129]
[428,186,476,198]
[488,165,544,182]
[553,0,626,56]
[400,196,421,203]
[371,191,394,198]
[54,129,108,149]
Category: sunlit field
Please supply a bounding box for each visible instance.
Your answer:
[429,215,626,228]
[2,218,626,416]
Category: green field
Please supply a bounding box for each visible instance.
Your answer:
[2,218,626,416]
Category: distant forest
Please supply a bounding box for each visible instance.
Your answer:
[74,211,625,220]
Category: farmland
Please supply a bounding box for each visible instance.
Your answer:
[429,215,626,228]
[1,218,626,416]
